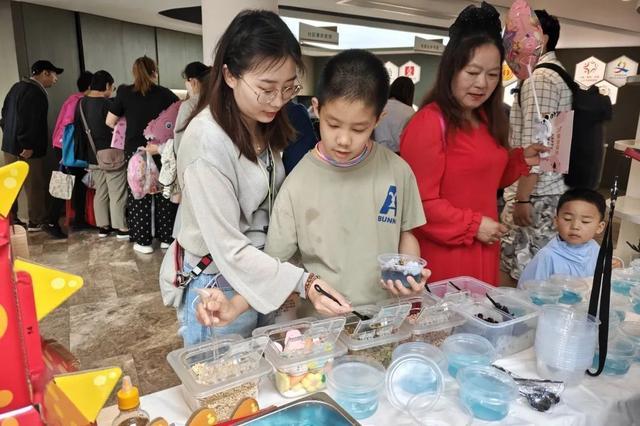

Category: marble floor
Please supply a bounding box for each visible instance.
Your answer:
[31,229,182,405]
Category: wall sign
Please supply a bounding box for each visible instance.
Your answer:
[400,61,421,84]
[413,37,444,55]
[574,56,605,88]
[299,22,339,45]
[595,80,619,105]
[384,61,399,83]
[604,55,639,88]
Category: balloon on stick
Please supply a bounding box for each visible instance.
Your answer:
[503,0,544,80]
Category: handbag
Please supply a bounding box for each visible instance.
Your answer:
[49,167,75,200]
[159,240,212,308]
[79,99,125,171]
[61,123,88,168]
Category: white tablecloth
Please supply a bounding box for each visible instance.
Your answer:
[97,348,640,426]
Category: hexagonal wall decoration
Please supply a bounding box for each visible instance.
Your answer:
[400,60,421,84]
[595,80,619,105]
[384,61,399,83]
[604,56,638,88]
[574,56,606,88]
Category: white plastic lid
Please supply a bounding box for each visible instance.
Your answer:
[385,353,444,414]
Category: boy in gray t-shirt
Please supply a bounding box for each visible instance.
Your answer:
[265,50,430,315]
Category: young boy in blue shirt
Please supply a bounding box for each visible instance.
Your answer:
[518,188,606,286]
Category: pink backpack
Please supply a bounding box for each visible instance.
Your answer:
[143,101,181,145]
[127,148,160,199]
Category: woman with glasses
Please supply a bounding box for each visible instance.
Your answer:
[168,10,350,346]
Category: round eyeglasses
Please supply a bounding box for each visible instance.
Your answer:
[241,78,303,104]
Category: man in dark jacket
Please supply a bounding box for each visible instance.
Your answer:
[1,60,65,237]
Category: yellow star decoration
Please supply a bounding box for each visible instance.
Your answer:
[0,161,28,218]
[13,259,84,320]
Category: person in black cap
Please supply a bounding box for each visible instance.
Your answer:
[0,59,65,237]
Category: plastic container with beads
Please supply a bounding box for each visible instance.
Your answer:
[166,335,271,422]
[452,292,539,357]
[427,276,497,305]
[252,317,347,398]
[340,301,411,367]
[401,296,466,347]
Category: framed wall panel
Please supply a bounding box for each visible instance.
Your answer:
[156,28,202,90]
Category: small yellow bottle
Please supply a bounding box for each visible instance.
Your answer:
[112,376,150,426]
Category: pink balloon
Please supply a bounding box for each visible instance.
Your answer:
[503,0,544,80]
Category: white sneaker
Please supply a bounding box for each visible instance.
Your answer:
[133,243,154,254]
[160,242,170,249]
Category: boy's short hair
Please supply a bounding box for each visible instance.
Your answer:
[90,70,114,91]
[316,49,389,116]
[76,70,93,92]
[557,188,606,220]
[535,9,560,52]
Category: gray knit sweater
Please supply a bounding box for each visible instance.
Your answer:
[174,108,305,314]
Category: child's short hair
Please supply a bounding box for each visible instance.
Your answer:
[316,49,389,116]
[557,188,606,220]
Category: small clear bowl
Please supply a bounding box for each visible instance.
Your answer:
[619,321,640,363]
[456,365,518,422]
[522,280,563,306]
[592,337,636,376]
[385,353,444,415]
[378,253,426,288]
[326,355,386,420]
[392,342,447,373]
[441,333,496,378]
[611,268,640,296]
[549,274,589,305]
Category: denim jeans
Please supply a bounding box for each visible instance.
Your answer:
[177,263,261,347]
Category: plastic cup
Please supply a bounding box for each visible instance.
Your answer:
[385,353,444,414]
[631,286,640,315]
[522,280,562,306]
[611,268,640,296]
[378,253,426,288]
[457,365,518,421]
[326,356,385,420]
[619,321,640,363]
[549,274,589,305]
[441,334,496,378]
[592,337,636,376]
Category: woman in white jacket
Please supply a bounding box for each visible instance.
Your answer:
[171,10,350,346]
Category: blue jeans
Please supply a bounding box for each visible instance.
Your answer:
[177,264,259,347]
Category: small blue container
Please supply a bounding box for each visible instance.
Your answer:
[549,275,588,305]
[522,280,562,306]
[592,338,635,376]
[385,353,444,415]
[392,342,447,373]
[619,321,640,363]
[327,355,385,420]
[611,268,640,296]
[631,286,640,315]
[441,334,496,378]
[457,365,518,421]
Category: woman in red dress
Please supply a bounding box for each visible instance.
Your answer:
[400,3,545,285]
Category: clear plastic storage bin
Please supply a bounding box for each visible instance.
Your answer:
[340,301,411,367]
[453,292,539,356]
[428,276,497,305]
[166,335,271,421]
[252,317,347,398]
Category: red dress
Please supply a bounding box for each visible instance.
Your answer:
[400,103,528,285]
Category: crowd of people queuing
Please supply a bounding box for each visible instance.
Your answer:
[0,3,607,348]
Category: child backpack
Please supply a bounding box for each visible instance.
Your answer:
[518,63,612,189]
[61,123,88,168]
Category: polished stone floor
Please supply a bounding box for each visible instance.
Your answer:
[31,229,182,404]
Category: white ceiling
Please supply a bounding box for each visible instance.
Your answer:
[15,0,640,48]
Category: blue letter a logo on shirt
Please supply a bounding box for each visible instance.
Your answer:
[379,185,398,217]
